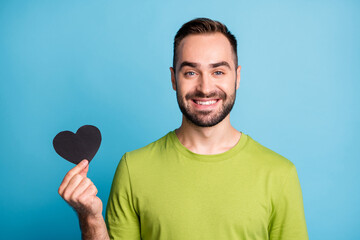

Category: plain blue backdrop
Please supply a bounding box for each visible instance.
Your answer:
[0,0,359,239]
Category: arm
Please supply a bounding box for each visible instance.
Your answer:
[268,165,309,240]
[78,213,109,240]
[58,159,110,240]
[105,154,141,239]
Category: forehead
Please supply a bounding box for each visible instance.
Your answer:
[177,33,235,68]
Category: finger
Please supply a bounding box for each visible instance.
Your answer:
[79,184,98,203]
[60,173,83,200]
[60,159,88,187]
[59,159,88,195]
[79,164,89,178]
[71,177,93,201]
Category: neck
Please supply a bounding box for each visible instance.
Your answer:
[175,114,241,155]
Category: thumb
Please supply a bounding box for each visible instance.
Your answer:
[79,159,89,177]
[59,159,89,193]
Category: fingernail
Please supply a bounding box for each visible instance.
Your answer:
[81,159,88,166]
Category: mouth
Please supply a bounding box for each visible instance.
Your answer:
[193,99,218,105]
[191,98,220,108]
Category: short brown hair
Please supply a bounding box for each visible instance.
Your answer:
[173,18,238,72]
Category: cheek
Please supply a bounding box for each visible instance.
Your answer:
[176,82,193,95]
[216,82,231,91]
[216,84,236,98]
[175,84,187,99]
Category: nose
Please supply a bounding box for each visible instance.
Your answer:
[196,74,214,96]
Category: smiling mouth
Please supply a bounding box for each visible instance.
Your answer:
[192,99,219,105]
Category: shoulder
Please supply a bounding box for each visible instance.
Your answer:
[243,134,300,193]
[244,134,295,172]
[124,131,173,164]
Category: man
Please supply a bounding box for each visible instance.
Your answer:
[58,18,309,240]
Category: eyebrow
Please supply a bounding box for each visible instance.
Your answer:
[178,61,232,71]
[179,61,199,71]
[210,61,231,69]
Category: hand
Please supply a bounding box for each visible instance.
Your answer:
[58,159,103,219]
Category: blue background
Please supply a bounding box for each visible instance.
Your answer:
[0,0,359,239]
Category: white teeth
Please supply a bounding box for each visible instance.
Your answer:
[195,100,217,105]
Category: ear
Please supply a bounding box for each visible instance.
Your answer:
[236,65,241,90]
[170,67,177,91]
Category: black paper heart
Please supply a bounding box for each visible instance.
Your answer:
[53,125,101,164]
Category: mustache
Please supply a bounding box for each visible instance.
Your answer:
[185,90,226,100]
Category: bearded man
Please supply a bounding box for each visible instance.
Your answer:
[58,18,309,240]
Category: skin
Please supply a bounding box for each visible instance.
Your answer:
[58,159,109,240]
[58,32,242,239]
[170,32,242,154]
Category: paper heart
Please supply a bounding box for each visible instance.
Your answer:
[53,125,101,164]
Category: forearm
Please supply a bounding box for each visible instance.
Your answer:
[78,214,110,240]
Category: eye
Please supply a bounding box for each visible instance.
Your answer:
[184,71,196,76]
[214,71,224,75]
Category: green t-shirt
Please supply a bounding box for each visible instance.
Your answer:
[105,131,308,240]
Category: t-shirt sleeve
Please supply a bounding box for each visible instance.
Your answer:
[105,153,141,240]
[268,164,309,240]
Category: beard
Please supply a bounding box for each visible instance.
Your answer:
[176,82,237,128]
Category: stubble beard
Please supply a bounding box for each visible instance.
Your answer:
[176,81,237,128]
